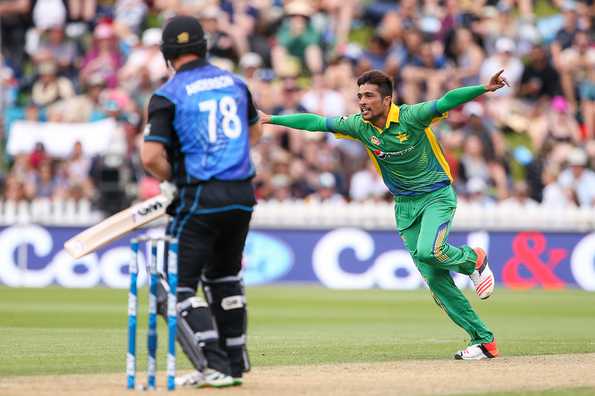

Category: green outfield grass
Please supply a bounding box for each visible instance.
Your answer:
[0,286,594,377]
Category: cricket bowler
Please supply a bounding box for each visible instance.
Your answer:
[259,69,510,360]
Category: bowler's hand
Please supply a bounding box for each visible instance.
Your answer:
[484,69,510,92]
[258,110,272,124]
[159,181,177,202]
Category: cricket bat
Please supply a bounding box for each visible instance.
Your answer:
[64,194,172,259]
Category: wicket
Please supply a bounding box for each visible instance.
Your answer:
[127,236,178,391]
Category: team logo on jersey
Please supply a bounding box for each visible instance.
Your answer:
[373,146,415,160]
[370,136,381,145]
[373,149,386,159]
[177,32,189,43]
[396,132,408,143]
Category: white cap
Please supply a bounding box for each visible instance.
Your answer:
[467,178,487,194]
[94,23,114,40]
[495,37,515,53]
[562,0,577,11]
[240,52,262,69]
[568,148,587,166]
[210,57,234,72]
[271,174,290,188]
[463,101,484,118]
[285,1,314,17]
[319,172,336,188]
[200,6,221,19]
[38,61,57,75]
[33,0,66,30]
[142,28,162,47]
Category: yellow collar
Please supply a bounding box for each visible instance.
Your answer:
[385,103,400,129]
[363,103,400,132]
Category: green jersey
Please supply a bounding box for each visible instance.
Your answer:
[269,85,487,197]
[326,102,451,196]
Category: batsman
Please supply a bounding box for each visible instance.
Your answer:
[141,16,261,387]
[260,69,510,360]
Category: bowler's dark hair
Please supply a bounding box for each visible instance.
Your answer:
[357,70,393,98]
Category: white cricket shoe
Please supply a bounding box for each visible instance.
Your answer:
[454,340,499,360]
[175,370,204,387]
[175,369,235,388]
[200,369,235,388]
[469,248,495,299]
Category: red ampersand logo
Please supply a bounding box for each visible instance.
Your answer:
[502,232,567,289]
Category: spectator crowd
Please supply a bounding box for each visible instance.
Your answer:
[0,0,594,214]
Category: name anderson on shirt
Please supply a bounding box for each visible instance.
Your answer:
[185,75,234,96]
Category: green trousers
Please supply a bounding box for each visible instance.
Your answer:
[395,185,494,345]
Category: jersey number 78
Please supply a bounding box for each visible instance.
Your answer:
[199,96,242,143]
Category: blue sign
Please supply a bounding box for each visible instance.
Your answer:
[0,225,594,290]
[243,232,294,285]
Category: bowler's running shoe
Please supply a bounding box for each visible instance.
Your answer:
[175,369,236,388]
[454,340,499,360]
[469,247,494,299]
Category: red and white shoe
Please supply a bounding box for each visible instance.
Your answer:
[469,248,494,300]
[454,340,499,360]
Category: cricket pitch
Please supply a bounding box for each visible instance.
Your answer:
[1,353,594,396]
